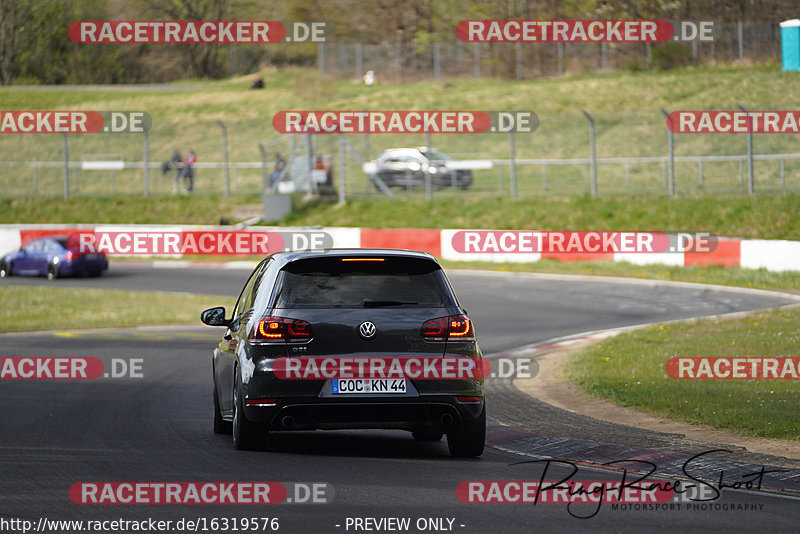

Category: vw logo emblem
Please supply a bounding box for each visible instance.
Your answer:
[358,321,377,339]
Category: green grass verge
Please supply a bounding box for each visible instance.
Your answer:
[0,194,261,225]
[284,194,800,239]
[0,286,227,333]
[441,259,800,293]
[564,307,800,441]
[4,193,800,241]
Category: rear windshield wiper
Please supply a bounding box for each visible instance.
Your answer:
[361,298,418,308]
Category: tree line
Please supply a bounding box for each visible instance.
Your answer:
[0,0,795,85]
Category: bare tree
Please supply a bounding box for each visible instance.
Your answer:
[0,0,32,85]
[140,0,233,78]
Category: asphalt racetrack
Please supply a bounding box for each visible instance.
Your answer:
[1,264,799,533]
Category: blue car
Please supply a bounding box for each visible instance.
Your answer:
[0,236,108,280]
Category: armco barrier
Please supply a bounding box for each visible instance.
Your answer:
[0,225,797,274]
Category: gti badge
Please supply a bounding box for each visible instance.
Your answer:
[358,321,377,339]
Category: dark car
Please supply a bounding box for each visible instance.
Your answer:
[201,249,485,456]
[0,236,108,280]
[372,148,473,190]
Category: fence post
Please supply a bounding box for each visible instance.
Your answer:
[473,43,480,79]
[557,43,564,75]
[306,133,314,196]
[318,42,325,76]
[62,133,69,199]
[509,130,517,197]
[434,43,441,82]
[698,160,704,188]
[738,104,754,194]
[541,164,547,190]
[355,43,363,79]
[515,42,522,79]
[33,166,38,195]
[781,159,785,189]
[338,133,345,205]
[425,170,432,202]
[625,160,630,187]
[584,162,589,193]
[395,42,402,81]
[259,143,268,191]
[738,21,744,60]
[217,120,230,197]
[601,42,608,70]
[142,130,149,197]
[660,108,675,197]
[582,110,598,197]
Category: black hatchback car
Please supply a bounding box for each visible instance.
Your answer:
[201,249,485,456]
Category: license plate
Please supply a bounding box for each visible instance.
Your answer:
[332,379,406,394]
[84,254,99,260]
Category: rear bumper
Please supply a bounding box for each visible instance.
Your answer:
[58,258,108,275]
[243,393,484,431]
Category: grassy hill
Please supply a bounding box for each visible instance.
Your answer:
[3,63,800,198]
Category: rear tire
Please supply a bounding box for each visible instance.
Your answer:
[412,430,443,442]
[46,264,59,281]
[232,373,266,450]
[0,261,10,278]
[213,386,232,435]
[447,405,486,457]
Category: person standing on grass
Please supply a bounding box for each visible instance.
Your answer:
[169,149,183,194]
[182,149,197,193]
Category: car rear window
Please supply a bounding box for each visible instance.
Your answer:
[274,256,456,309]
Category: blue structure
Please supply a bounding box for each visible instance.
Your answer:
[780,19,800,71]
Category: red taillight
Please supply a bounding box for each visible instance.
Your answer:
[66,250,83,261]
[421,314,475,342]
[251,317,313,343]
[246,398,277,406]
[65,251,73,261]
[457,396,483,404]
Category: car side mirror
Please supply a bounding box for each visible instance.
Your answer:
[201,307,230,327]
